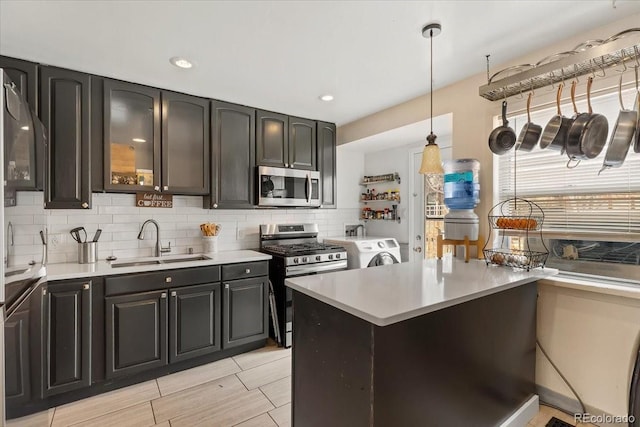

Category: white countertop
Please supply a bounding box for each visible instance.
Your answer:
[45,250,271,281]
[322,235,392,242]
[285,258,557,326]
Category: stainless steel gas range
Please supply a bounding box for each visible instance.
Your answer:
[260,224,347,348]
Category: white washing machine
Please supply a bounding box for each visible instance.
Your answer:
[323,237,402,269]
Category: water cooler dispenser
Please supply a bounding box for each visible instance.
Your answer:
[443,159,480,240]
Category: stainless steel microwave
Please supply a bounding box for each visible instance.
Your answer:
[257,166,320,207]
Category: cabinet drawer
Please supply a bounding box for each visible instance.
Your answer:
[105,266,221,296]
[222,262,268,281]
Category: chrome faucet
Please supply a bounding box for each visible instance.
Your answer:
[355,224,366,237]
[137,219,171,257]
[5,221,14,267]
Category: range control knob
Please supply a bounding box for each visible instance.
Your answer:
[293,257,299,264]
[302,257,308,263]
[328,254,334,260]
[335,253,341,259]
[316,255,321,261]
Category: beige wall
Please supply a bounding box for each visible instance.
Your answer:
[337,13,640,418]
[537,281,640,419]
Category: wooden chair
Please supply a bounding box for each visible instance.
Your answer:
[437,234,484,263]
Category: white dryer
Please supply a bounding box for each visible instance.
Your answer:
[323,237,402,269]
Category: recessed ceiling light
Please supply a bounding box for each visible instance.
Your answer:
[169,56,193,69]
[132,138,146,143]
[319,94,334,102]
[21,126,29,130]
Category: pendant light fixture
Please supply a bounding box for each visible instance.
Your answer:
[419,22,444,175]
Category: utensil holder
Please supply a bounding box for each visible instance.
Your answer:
[78,242,98,264]
[203,236,218,253]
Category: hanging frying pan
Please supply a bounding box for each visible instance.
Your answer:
[599,70,637,174]
[634,63,640,153]
[488,100,516,155]
[566,77,609,164]
[540,82,572,152]
[516,92,542,151]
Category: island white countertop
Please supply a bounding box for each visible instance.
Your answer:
[286,258,557,326]
[45,250,271,281]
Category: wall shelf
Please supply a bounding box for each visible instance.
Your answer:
[360,172,400,185]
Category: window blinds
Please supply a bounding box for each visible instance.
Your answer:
[497,87,640,234]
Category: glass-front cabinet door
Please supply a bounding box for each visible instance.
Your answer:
[103,80,160,191]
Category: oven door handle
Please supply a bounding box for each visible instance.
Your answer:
[306,173,311,204]
[286,260,348,276]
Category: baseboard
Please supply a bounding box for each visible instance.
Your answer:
[537,385,628,427]
[500,395,540,427]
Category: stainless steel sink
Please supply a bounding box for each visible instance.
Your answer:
[160,255,211,264]
[111,260,161,268]
[110,255,211,268]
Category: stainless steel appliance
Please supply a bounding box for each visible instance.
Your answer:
[257,166,320,207]
[260,224,347,347]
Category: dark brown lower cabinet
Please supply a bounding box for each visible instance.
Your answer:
[170,283,221,363]
[105,290,168,379]
[223,277,268,349]
[5,310,31,405]
[43,280,92,397]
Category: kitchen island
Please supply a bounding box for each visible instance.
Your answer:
[285,258,557,427]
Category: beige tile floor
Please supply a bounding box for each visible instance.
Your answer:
[7,341,594,427]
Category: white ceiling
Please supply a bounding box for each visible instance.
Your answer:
[1,1,639,126]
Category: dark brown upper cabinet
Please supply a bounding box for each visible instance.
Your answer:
[317,121,337,208]
[289,116,316,170]
[40,66,92,209]
[161,91,209,195]
[256,110,288,168]
[256,111,316,171]
[206,100,256,209]
[1,56,44,191]
[103,79,161,192]
[102,80,209,195]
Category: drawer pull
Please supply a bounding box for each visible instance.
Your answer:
[83,283,90,290]
[245,268,251,274]
[161,292,167,299]
[165,277,172,283]
[171,291,177,297]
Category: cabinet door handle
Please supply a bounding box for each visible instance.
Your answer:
[42,289,47,296]
[284,163,289,167]
[83,283,90,290]
[154,186,160,191]
[163,185,169,191]
[165,277,172,283]
[213,203,218,209]
[161,292,167,299]
[81,202,89,209]
[171,291,177,297]
[225,284,229,290]
[245,268,251,274]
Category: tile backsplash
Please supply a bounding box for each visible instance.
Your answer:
[5,192,360,266]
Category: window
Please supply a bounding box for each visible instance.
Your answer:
[496,86,640,235]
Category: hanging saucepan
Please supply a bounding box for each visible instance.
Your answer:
[600,70,638,174]
[634,61,640,153]
[565,76,609,167]
[488,100,516,155]
[540,82,572,152]
[516,92,542,151]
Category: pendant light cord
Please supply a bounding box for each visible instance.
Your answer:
[429,28,434,138]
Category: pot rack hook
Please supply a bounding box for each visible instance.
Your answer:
[516,81,525,99]
[633,45,640,68]
[572,63,580,84]
[594,56,607,78]
[617,50,628,73]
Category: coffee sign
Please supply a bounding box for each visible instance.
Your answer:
[136,192,173,208]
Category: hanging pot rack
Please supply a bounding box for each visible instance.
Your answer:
[479,28,640,101]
